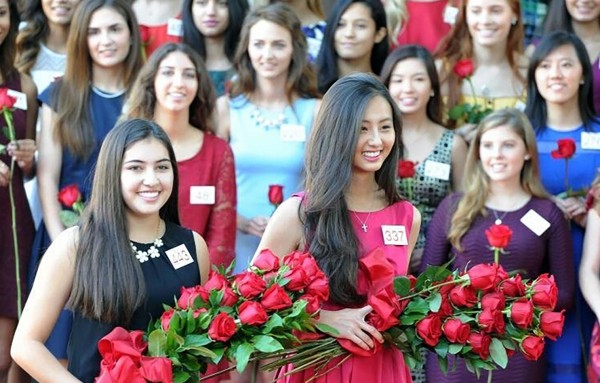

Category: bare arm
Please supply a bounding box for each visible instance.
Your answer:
[580,209,600,322]
[11,227,80,382]
[193,231,210,284]
[450,133,468,192]
[406,205,422,269]
[215,96,231,142]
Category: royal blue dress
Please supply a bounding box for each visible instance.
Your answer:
[537,122,600,383]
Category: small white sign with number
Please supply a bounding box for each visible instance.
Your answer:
[381,225,408,246]
[581,132,600,150]
[443,5,459,24]
[424,160,450,181]
[520,209,551,236]
[165,244,194,270]
[280,124,306,142]
[190,186,215,205]
[7,90,28,111]
[167,18,183,37]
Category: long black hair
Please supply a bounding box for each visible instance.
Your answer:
[303,73,402,306]
[0,0,20,81]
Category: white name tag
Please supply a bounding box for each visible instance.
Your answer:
[7,90,27,111]
[280,124,306,142]
[443,5,459,24]
[520,209,551,236]
[190,186,215,205]
[381,225,408,246]
[514,100,526,112]
[165,244,194,269]
[424,160,450,181]
[167,18,183,37]
[581,132,600,150]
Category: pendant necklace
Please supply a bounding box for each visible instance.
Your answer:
[489,209,509,225]
[352,211,372,233]
[250,105,287,131]
[130,219,164,263]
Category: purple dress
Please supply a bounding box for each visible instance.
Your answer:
[420,193,575,383]
[0,75,34,319]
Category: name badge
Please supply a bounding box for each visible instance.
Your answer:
[280,124,306,142]
[443,5,459,24]
[424,160,450,181]
[520,209,551,236]
[514,100,526,112]
[581,132,600,150]
[381,225,408,246]
[190,186,215,205]
[7,90,28,111]
[165,244,194,269]
[167,18,183,37]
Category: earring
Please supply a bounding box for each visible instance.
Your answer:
[524,155,531,160]
[511,18,517,25]
[430,91,435,97]
[581,79,585,85]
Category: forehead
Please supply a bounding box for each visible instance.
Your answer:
[392,58,428,74]
[341,2,373,20]
[467,0,512,8]
[480,124,523,141]
[89,6,127,27]
[362,95,393,120]
[123,138,170,161]
[159,51,196,68]
[540,44,579,61]
[249,19,291,40]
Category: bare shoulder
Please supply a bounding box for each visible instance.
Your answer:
[451,131,468,152]
[20,74,38,99]
[192,231,210,283]
[44,226,79,266]
[215,95,231,140]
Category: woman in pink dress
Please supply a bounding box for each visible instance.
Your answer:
[252,73,421,383]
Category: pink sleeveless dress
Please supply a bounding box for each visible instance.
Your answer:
[279,199,415,383]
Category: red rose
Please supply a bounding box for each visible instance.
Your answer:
[177,285,209,309]
[139,356,173,383]
[193,308,208,318]
[397,160,417,178]
[282,251,320,278]
[139,25,150,43]
[540,310,565,341]
[485,224,512,249]
[531,274,558,310]
[268,184,284,206]
[253,249,280,272]
[499,274,526,297]
[449,285,477,308]
[208,312,237,342]
[285,267,310,291]
[481,292,506,311]
[520,335,545,361]
[57,184,82,208]
[453,58,475,78]
[292,329,325,342]
[238,301,269,326]
[438,296,454,317]
[510,299,534,329]
[233,271,266,299]
[305,271,329,301]
[443,318,471,344]
[160,309,175,331]
[261,284,293,311]
[550,138,576,160]
[204,270,229,291]
[0,88,16,110]
[367,285,404,331]
[221,287,239,307]
[478,308,505,334]
[467,264,499,291]
[469,332,492,360]
[299,294,321,315]
[416,314,443,347]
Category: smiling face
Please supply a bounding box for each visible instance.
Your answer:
[192,0,229,38]
[466,0,515,48]
[247,19,293,81]
[566,0,600,23]
[534,43,583,107]
[87,6,131,70]
[42,0,80,27]
[352,95,396,174]
[334,2,385,62]
[0,0,9,45]
[154,51,198,113]
[121,138,174,219]
[387,57,432,116]
[479,124,528,186]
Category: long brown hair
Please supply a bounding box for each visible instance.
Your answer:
[126,43,216,132]
[0,0,20,81]
[53,0,141,159]
[448,109,548,250]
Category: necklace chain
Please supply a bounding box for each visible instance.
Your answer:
[489,208,509,225]
[250,106,287,131]
[352,211,372,232]
[130,220,164,263]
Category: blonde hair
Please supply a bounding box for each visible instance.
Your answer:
[448,109,548,250]
[383,0,407,43]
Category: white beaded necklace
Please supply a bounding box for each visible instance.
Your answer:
[130,220,164,263]
[250,105,287,131]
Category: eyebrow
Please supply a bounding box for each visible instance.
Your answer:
[363,117,393,123]
[123,158,171,164]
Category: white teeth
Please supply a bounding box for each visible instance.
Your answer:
[363,151,381,158]
[139,191,159,198]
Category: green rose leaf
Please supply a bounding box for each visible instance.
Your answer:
[235,342,255,372]
[148,329,168,356]
[252,335,284,353]
[490,338,508,368]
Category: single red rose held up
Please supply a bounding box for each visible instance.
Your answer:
[268,184,284,206]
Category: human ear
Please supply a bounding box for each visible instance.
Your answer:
[374,27,387,44]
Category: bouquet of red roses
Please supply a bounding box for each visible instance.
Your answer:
[96,250,329,383]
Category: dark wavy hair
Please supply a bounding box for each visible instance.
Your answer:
[181,0,249,63]
[315,0,388,94]
[303,73,402,306]
[525,31,599,132]
[380,45,443,125]
[541,0,598,34]
[0,0,20,81]
[67,119,180,324]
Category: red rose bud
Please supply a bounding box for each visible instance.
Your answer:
[485,223,512,249]
[499,274,526,297]
[453,58,475,78]
[233,271,266,299]
[531,274,558,310]
[238,301,269,326]
[261,284,293,311]
[253,249,280,272]
[443,318,471,344]
[408,275,417,290]
[160,308,175,331]
[57,184,82,208]
[221,287,239,307]
[520,335,545,361]
[416,314,443,347]
[193,308,208,318]
[0,88,17,110]
[540,310,565,341]
[204,270,229,291]
[177,285,209,309]
[467,264,498,291]
[550,138,576,160]
[268,184,284,206]
[208,312,237,342]
[139,25,150,43]
[449,285,478,308]
[478,308,505,334]
[438,296,454,317]
[481,292,506,311]
[285,267,310,291]
[305,271,329,301]
[469,332,492,360]
[299,294,321,315]
[510,299,534,329]
[398,160,417,178]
